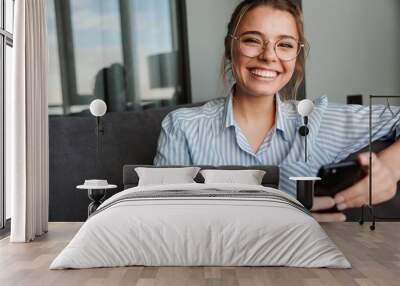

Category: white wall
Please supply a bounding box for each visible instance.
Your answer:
[186,0,240,102]
[303,0,400,105]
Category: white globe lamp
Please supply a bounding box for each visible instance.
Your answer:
[90,99,107,117]
[297,99,314,117]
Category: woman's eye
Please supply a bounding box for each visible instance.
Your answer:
[278,42,294,49]
[243,38,262,45]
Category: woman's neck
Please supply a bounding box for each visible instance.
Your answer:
[232,87,276,124]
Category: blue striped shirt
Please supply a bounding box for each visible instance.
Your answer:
[154,91,400,196]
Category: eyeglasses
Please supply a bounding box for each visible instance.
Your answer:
[230,33,304,61]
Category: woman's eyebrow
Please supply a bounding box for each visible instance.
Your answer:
[239,31,298,40]
[239,31,263,36]
[278,35,298,40]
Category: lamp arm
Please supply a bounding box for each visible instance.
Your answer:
[305,130,308,163]
[95,116,104,178]
[304,116,308,163]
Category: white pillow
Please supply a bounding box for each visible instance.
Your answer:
[135,167,201,186]
[200,169,266,185]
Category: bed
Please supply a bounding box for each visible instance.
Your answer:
[50,165,350,269]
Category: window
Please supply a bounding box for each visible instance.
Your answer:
[47,0,191,115]
[1,0,14,230]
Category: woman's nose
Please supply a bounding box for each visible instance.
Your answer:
[258,42,278,62]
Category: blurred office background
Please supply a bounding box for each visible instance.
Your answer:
[46,0,400,116]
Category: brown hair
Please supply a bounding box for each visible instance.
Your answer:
[221,0,309,100]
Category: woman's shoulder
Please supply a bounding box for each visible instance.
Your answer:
[279,95,329,116]
[323,97,371,116]
[165,97,227,124]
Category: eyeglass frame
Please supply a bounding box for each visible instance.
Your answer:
[229,33,305,61]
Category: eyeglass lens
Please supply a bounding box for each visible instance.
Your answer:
[238,34,300,61]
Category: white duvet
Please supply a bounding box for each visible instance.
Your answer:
[50,183,351,269]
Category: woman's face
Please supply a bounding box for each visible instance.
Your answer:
[231,5,299,97]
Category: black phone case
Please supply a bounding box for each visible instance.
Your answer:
[314,160,365,213]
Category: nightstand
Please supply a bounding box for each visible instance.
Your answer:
[77,181,117,217]
[289,176,321,210]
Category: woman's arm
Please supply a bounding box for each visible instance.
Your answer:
[379,140,400,180]
[153,112,192,166]
[318,102,400,212]
[334,141,400,210]
[319,103,400,164]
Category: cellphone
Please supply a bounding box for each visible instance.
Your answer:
[314,160,365,212]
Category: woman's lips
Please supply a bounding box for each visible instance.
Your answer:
[248,68,280,81]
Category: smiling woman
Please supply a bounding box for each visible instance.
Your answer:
[223,0,308,100]
[154,0,400,223]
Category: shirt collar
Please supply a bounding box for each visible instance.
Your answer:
[275,93,286,133]
[221,89,296,142]
[223,91,235,129]
[275,93,298,142]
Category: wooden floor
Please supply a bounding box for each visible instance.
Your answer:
[0,222,399,286]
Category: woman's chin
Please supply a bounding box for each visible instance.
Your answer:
[245,75,282,94]
[245,82,280,96]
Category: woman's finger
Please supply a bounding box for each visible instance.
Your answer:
[337,194,367,210]
[312,212,346,222]
[335,153,397,209]
[334,176,368,205]
[311,196,335,211]
[358,152,377,168]
[339,181,396,209]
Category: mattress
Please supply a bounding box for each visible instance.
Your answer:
[50,183,351,269]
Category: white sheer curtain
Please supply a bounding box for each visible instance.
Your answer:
[7,0,49,242]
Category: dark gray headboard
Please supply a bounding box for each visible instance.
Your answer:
[123,165,280,189]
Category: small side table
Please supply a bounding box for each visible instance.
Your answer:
[289,176,321,210]
[77,184,117,217]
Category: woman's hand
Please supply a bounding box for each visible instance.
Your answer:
[333,152,398,210]
[311,196,346,222]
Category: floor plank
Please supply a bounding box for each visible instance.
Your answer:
[0,222,399,286]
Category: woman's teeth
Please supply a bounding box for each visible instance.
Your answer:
[250,69,278,80]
